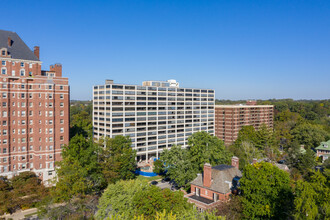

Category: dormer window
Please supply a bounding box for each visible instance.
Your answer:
[1,49,6,56]
[324,144,328,148]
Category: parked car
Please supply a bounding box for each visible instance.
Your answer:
[161,177,171,183]
[150,180,158,186]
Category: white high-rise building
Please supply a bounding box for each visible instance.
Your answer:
[93,80,215,161]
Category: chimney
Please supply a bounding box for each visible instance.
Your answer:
[231,156,239,169]
[8,37,12,47]
[203,163,212,188]
[252,158,258,164]
[34,46,40,59]
[49,63,62,77]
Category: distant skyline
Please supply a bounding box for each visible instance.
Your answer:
[1,0,329,100]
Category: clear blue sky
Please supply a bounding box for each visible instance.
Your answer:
[2,0,330,100]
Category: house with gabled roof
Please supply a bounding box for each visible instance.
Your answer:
[185,156,242,210]
[316,140,330,161]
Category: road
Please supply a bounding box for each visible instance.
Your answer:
[1,208,38,220]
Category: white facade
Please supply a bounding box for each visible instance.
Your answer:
[93,80,215,160]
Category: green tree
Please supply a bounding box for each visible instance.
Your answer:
[153,159,165,174]
[53,134,106,201]
[160,145,196,187]
[133,186,192,218]
[286,141,316,175]
[294,171,330,219]
[100,135,137,184]
[291,122,329,148]
[188,131,231,172]
[239,162,293,219]
[96,179,149,219]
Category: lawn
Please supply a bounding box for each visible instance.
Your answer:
[136,175,162,182]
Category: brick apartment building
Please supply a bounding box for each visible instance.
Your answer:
[215,101,274,145]
[0,30,69,182]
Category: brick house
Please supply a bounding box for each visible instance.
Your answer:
[185,156,242,210]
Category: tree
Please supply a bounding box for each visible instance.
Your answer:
[229,140,261,169]
[239,162,294,219]
[132,186,192,218]
[291,122,329,148]
[96,179,149,219]
[160,145,196,187]
[52,134,106,201]
[153,159,165,174]
[0,172,48,215]
[99,135,137,184]
[286,141,316,175]
[188,131,231,172]
[96,179,217,220]
[294,171,330,219]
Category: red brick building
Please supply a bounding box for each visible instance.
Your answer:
[215,101,274,145]
[185,157,242,210]
[0,30,69,183]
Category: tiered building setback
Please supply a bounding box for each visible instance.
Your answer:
[93,80,215,161]
[0,30,69,182]
[215,101,274,145]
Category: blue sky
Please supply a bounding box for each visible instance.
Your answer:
[2,0,330,100]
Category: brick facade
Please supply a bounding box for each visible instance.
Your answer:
[215,102,274,145]
[0,32,69,183]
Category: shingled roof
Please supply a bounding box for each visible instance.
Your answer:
[191,164,242,194]
[0,30,39,61]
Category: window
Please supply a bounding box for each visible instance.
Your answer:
[49,94,53,99]
[60,102,64,107]
[29,63,32,68]
[60,136,64,141]
[1,68,6,75]
[20,69,25,76]
[1,50,5,56]
[196,187,200,196]
[60,119,64,124]
[60,127,64,133]
[60,86,63,90]
[49,111,53,116]
[60,94,64,99]
[2,93,6,98]
[48,85,52,90]
[60,110,64,116]
[20,62,24,67]
[49,120,53,124]
[1,61,5,66]
[2,111,7,117]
